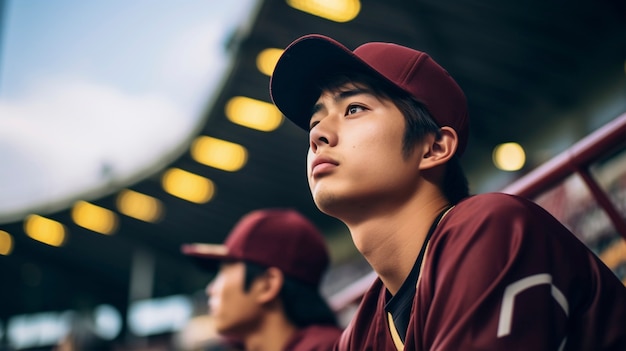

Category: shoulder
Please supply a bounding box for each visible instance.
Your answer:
[426,192,581,282]
[431,192,592,261]
[455,192,542,214]
[424,192,611,295]
[444,192,564,235]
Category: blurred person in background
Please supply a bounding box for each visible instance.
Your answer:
[182,208,342,351]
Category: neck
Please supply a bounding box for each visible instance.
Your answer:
[344,192,450,295]
[242,312,298,351]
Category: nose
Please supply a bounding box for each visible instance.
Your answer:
[309,118,335,153]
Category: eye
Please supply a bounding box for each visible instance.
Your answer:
[346,104,365,115]
[309,120,320,131]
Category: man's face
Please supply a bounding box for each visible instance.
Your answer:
[206,262,262,337]
[307,83,426,223]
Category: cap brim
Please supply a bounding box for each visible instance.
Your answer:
[270,34,381,131]
[181,243,234,272]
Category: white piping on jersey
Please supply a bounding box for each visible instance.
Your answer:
[497,273,568,350]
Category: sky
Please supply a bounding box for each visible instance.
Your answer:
[0,0,257,223]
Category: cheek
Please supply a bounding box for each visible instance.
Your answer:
[306,149,315,189]
[352,130,411,178]
[208,279,224,307]
[370,124,406,157]
[306,149,314,173]
[209,272,239,307]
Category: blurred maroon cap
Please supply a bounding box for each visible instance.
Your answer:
[181,208,330,286]
[269,34,470,155]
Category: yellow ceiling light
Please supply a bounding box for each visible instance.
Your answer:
[225,96,283,132]
[191,136,248,172]
[493,142,526,171]
[71,201,118,235]
[287,0,361,23]
[257,48,284,76]
[0,230,14,255]
[162,168,215,204]
[116,189,164,223]
[24,215,67,247]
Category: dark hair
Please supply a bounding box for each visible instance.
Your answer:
[243,262,338,328]
[316,71,470,204]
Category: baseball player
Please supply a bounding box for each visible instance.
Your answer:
[269,34,626,350]
[182,208,342,351]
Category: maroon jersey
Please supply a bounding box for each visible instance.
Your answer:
[336,192,626,350]
[285,325,343,351]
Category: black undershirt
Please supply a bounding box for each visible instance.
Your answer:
[384,206,452,343]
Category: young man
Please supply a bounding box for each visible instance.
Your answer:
[269,34,626,350]
[182,208,342,351]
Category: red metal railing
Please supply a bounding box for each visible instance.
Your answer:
[501,112,626,240]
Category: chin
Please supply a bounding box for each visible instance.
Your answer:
[215,323,238,339]
[313,191,347,218]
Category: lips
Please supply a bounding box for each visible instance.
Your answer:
[311,155,338,176]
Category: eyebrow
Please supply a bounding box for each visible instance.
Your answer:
[310,87,376,117]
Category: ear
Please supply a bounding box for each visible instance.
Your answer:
[253,267,284,304]
[419,126,458,170]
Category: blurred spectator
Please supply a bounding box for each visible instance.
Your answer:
[182,208,342,351]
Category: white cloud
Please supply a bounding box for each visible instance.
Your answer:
[156,21,231,116]
[0,77,197,220]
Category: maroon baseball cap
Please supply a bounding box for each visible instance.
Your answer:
[181,208,330,286]
[269,34,470,155]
